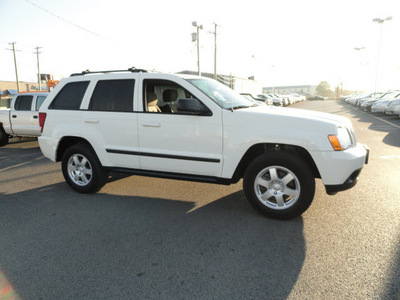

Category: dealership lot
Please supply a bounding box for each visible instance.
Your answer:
[1,100,399,299]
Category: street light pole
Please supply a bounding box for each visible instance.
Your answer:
[372,16,392,95]
[192,21,203,76]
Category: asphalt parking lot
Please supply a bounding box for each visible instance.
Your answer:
[1,100,399,299]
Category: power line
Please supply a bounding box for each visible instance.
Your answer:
[24,0,104,38]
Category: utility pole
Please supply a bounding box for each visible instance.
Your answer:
[34,46,42,91]
[6,42,21,92]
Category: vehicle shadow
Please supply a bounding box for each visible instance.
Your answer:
[384,234,400,299]
[338,102,400,148]
[0,183,306,299]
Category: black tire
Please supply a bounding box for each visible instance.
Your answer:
[62,144,108,193]
[0,127,9,147]
[243,152,315,220]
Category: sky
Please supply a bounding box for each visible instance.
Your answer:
[1,0,399,92]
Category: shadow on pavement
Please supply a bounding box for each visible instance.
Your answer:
[338,102,400,148]
[384,233,400,299]
[0,183,306,299]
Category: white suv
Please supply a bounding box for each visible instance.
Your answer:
[38,68,369,219]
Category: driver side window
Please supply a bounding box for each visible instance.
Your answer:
[143,80,202,114]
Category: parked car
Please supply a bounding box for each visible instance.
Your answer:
[346,93,370,105]
[371,99,390,113]
[291,93,305,102]
[308,95,327,100]
[385,98,400,115]
[257,94,283,106]
[241,93,272,105]
[355,92,384,107]
[274,94,290,106]
[0,92,49,146]
[38,69,368,220]
[360,98,378,111]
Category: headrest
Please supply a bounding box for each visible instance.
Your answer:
[163,89,178,103]
[147,92,158,106]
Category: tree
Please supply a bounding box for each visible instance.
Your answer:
[316,81,333,98]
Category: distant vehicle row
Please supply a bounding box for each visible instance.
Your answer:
[342,91,400,117]
[240,93,306,106]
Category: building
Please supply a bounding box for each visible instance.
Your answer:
[263,85,318,96]
[0,80,43,96]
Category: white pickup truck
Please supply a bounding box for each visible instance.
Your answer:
[0,92,49,146]
[38,69,369,219]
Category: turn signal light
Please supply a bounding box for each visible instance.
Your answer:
[328,135,343,151]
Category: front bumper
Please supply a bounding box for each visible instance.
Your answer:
[324,144,369,195]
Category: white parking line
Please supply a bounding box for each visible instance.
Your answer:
[0,156,43,172]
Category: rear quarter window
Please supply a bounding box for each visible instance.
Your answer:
[49,81,89,110]
[36,95,47,111]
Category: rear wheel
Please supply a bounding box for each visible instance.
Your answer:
[243,152,315,219]
[62,144,108,193]
[0,127,9,147]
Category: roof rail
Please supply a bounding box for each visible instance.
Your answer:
[70,67,148,77]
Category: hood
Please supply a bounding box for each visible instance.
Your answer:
[243,105,352,128]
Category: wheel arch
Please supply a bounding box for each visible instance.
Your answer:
[56,136,96,162]
[231,143,321,183]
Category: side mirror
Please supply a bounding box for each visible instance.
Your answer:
[177,98,212,116]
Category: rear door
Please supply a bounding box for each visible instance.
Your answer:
[80,76,140,169]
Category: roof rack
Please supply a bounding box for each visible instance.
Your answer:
[70,67,148,77]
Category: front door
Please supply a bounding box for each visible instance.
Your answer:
[137,78,223,177]
[11,95,36,136]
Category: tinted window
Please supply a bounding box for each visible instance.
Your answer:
[36,95,47,111]
[15,95,33,111]
[89,79,134,112]
[49,81,89,110]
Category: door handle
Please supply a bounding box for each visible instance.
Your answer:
[142,122,161,128]
[33,115,38,119]
[84,119,99,124]
[12,115,17,118]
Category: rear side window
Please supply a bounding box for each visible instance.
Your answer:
[15,95,33,111]
[36,95,47,111]
[89,79,134,112]
[49,81,89,110]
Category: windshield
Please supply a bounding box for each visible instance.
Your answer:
[381,92,400,100]
[186,78,254,110]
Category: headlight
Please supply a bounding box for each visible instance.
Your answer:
[328,126,352,151]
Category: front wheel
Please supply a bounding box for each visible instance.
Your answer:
[62,144,108,193]
[243,152,315,220]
